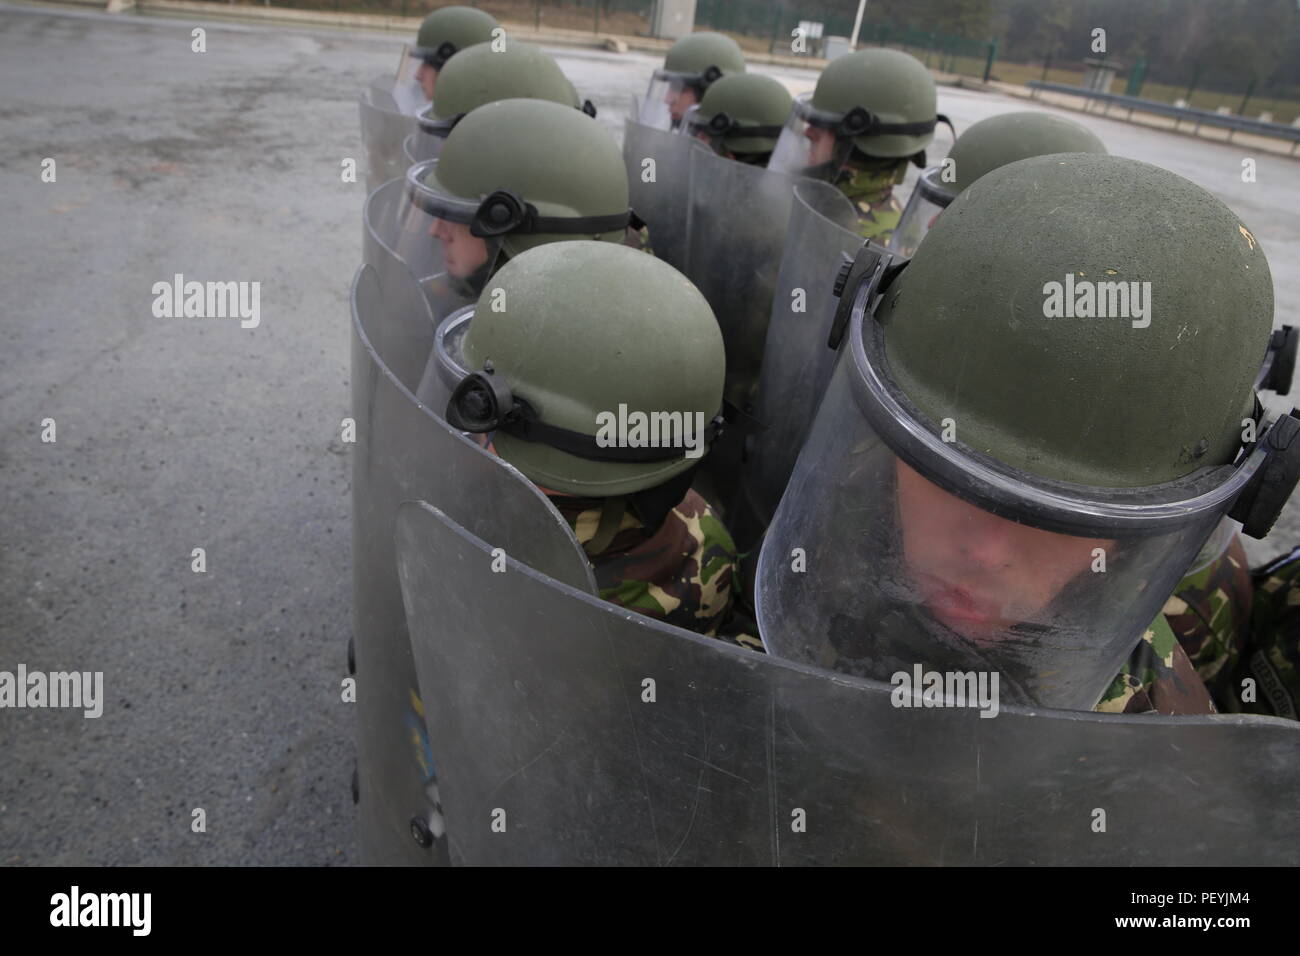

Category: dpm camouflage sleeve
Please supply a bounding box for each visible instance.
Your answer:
[1161,536,1253,706]
[1216,546,1300,720]
[852,193,902,243]
[1095,615,1217,715]
[837,163,906,243]
[557,489,738,637]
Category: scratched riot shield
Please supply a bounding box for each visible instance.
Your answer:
[350,262,597,865]
[731,181,863,543]
[362,174,471,328]
[623,116,705,273]
[360,76,420,195]
[394,498,1300,865]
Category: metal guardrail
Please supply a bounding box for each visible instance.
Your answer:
[1028,81,1300,154]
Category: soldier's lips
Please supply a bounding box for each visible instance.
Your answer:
[917,574,1006,634]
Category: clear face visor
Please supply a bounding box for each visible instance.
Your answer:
[395,159,633,303]
[756,280,1264,711]
[887,166,954,257]
[766,94,858,182]
[403,106,450,166]
[417,304,476,419]
[393,160,509,303]
[393,46,436,115]
[639,69,706,130]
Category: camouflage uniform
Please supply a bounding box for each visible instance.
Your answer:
[1161,537,1253,707]
[837,162,908,243]
[551,488,738,637]
[1218,546,1300,720]
[1095,616,1217,715]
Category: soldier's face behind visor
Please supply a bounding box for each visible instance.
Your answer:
[894,458,1116,644]
[665,83,698,123]
[428,218,489,278]
[804,123,838,167]
[416,60,438,101]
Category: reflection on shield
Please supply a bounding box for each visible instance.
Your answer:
[350,263,596,864]
[623,117,704,273]
[359,77,419,195]
[731,181,861,544]
[394,498,1300,865]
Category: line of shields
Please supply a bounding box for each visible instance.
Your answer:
[349,112,1300,866]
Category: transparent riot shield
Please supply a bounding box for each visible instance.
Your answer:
[623,117,705,273]
[395,498,1300,865]
[730,181,861,544]
[350,262,597,866]
[362,176,471,331]
[685,150,852,414]
[887,165,952,258]
[360,77,419,195]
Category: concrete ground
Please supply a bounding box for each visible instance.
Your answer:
[0,3,1296,865]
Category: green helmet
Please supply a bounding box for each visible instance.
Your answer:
[880,153,1271,488]
[661,31,746,90]
[640,31,746,128]
[889,111,1107,255]
[452,242,725,497]
[790,47,935,159]
[944,111,1107,200]
[411,97,630,263]
[422,42,578,135]
[685,73,792,161]
[413,5,498,69]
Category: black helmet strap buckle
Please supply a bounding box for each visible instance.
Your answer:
[469,189,631,239]
[445,362,522,432]
[1229,407,1300,539]
[835,105,939,140]
[1256,325,1298,396]
[429,40,458,71]
[699,111,783,143]
[828,242,904,350]
[448,365,725,463]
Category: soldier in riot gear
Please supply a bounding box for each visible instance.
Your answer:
[768,48,949,243]
[890,110,1106,256]
[756,153,1300,715]
[402,98,636,408]
[640,31,746,130]
[682,72,792,167]
[445,241,738,636]
[409,4,498,103]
